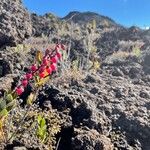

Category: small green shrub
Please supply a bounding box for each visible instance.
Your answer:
[36,115,47,142]
[132,46,141,57]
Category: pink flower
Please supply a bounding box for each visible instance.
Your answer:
[39,72,45,78]
[39,66,45,73]
[21,79,28,87]
[51,56,58,63]
[56,52,62,59]
[46,67,52,75]
[51,63,57,72]
[42,58,49,66]
[16,86,24,95]
[26,73,33,80]
[31,64,37,72]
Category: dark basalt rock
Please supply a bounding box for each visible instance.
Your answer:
[112,68,124,77]
[0,0,32,47]
[0,58,11,77]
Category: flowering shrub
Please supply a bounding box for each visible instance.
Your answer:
[0,44,66,142]
[15,44,65,96]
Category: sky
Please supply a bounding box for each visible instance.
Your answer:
[23,0,150,28]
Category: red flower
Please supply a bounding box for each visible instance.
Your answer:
[51,55,58,63]
[16,86,24,95]
[39,66,45,73]
[51,63,57,72]
[46,66,52,75]
[42,58,49,66]
[26,73,33,80]
[39,72,46,78]
[31,64,37,72]
[21,79,28,87]
[14,44,65,97]
[56,52,62,59]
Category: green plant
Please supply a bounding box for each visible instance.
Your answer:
[36,115,48,142]
[92,60,101,72]
[0,44,66,144]
[0,91,17,140]
[34,110,61,149]
[132,46,141,57]
[72,59,79,71]
[0,93,15,118]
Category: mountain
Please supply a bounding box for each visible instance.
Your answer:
[62,11,118,27]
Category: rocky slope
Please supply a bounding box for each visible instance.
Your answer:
[0,0,32,47]
[49,55,150,150]
[0,45,150,150]
[0,0,150,150]
[30,11,150,62]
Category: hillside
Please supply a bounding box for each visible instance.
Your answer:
[0,0,150,150]
[62,11,118,26]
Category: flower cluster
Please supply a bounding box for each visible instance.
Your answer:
[15,44,65,96]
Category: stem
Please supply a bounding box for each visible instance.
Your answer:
[55,137,61,150]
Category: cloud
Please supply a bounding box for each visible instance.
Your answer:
[145,26,150,30]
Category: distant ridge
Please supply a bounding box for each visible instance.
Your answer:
[62,11,119,27]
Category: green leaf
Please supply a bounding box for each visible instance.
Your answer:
[4,91,8,98]
[37,115,42,124]
[35,76,49,87]
[0,99,6,111]
[6,101,15,111]
[36,115,47,142]
[0,109,8,117]
[35,75,40,83]
[62,50,67,61]
[37,128,43,136]
[27,93,35,106]
[37,128,46,139]
[5,94,14,103]
[42,125,47,130]
[40,118,46,128]
[36,50,43,63]
[12,92,18,99]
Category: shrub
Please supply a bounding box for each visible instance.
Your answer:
[132,46,141,57]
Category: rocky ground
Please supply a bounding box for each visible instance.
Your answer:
[41,52,150,150]
[0,0,150,150]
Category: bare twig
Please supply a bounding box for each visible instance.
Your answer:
[55,137,61,150]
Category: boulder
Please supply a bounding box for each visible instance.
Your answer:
[72,128,114,150]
